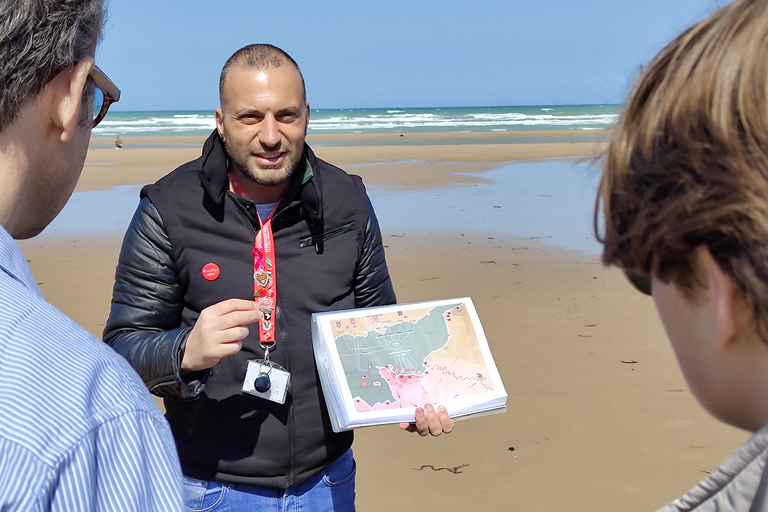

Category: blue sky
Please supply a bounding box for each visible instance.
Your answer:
[98,0,725,111]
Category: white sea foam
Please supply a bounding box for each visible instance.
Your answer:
[94,114,217,134]
[93,106,620,135]
[307,111,618,131]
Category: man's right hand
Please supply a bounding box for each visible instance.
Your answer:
[181,299,263,373]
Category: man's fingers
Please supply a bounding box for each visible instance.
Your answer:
[204,299,263,321]
[437,405,454,434]
[182,300,261,373]
[413,407,430,436]
[221,308,262,329]
[401,405,454,436]
[221,325,250,343]
[423,404,443,436]
[216,339,243,359]
[199,299,263,331]
[205,324,252,348]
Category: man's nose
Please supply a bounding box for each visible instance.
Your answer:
[259,116,280,147]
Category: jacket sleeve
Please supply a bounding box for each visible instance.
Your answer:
[354,196,397,308]
[103,197,205,399]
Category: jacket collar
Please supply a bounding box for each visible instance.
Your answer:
[197,130,323,229]
[197,130,231,204]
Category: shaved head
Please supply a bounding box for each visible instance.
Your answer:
[219,44,306,106]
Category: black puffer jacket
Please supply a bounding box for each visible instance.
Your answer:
[103,131,396,488]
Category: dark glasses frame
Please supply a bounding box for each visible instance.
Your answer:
[89,65,120,128]
[624,270,652,295]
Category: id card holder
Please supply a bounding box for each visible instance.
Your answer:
[242,359,290,404]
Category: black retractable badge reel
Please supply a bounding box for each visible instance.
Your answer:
[254,364,272,392]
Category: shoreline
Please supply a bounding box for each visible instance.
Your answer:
[92,128,610,144]
[81,130,606,192]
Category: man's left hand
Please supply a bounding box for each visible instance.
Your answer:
[399,404,454,436]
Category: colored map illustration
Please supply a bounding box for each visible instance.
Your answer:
[330,302,496,411]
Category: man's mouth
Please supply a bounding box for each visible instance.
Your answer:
[256,152,285,166]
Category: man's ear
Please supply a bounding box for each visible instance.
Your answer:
[704,246,744,352]
[47,57,94,142]
[304,100,310,135]
[214,107,225,142]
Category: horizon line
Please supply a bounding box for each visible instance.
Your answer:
[109,103,624,114]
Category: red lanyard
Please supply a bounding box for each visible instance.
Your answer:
[230,176,279,347]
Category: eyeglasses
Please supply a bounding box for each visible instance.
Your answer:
[89,65,120,128]
[624,270,652,295]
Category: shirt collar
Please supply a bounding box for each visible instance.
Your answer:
[0,225,41,297]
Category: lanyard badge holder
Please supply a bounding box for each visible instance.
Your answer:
[242,343,290,404]
[232,177,290,404]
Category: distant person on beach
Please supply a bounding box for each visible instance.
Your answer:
[597,0,768,509]
[0,0,183,510]
[115,135,123,148]
[103,43,453,511]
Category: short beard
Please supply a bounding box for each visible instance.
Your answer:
[239,164,293,187]
[228,146,303,188]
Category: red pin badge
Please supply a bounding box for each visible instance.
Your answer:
[202,263,220,281]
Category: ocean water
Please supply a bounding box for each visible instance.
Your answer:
[92,105,620,137]
[44,158,602,254]
[370,157,602,254]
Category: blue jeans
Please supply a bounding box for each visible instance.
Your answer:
[182,449,356,511]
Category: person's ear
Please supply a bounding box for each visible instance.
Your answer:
[215,107,225,142]
[47,57,94,142]
[304,100,310,136]
[704,246,744,352]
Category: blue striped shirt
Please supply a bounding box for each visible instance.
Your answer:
[0,226,184,510]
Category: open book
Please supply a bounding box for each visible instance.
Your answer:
[311,297,507,432]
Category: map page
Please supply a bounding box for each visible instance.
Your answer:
[312,297,507,432]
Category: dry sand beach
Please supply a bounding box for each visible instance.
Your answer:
[18,131,748,511]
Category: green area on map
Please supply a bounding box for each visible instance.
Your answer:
[334,303,457,406]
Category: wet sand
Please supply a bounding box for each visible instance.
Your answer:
[18,131,747,511]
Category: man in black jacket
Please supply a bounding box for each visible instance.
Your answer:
[104,44,453,511]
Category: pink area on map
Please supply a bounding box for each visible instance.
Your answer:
[352,359,494,412]
[352,365,446,411]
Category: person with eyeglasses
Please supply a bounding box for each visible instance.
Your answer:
[0,1,183,509]
[597,0,768,509]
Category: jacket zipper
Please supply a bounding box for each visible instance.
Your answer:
[299,222,355,249]
[277,304,296,487]
[229,195,259,237]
